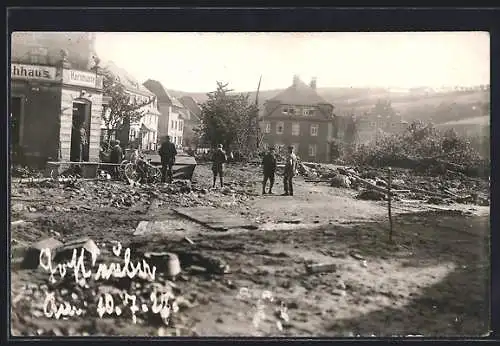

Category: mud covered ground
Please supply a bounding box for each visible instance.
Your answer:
[10,163,490,337]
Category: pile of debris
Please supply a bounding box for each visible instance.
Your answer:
[11,165,43,179]
[299,162,490,206]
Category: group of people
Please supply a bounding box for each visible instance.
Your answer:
[198,143,298,196]
[261,145,297,196]
[105,135,298,196]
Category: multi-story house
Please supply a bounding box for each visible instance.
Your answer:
[260,75,337,163]
[353,100,408,144]
[11,32,105,167]
[143,79,186,149]
[179,95,202,148]
[100,61,160,151]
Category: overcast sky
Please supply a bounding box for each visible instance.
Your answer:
[95,32,490,92]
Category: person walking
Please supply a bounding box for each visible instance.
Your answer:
[262,147,277,194]
[212,144,227,188]
[283,145,297,196]
[159,136,177,183]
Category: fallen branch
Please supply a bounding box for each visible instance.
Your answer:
[348,173,399,196]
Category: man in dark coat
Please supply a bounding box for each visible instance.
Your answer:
[109,140,123,178]
[262,147,277,194]
[212,144,227,188]
[283,145,297,196]
[159,136,177,183]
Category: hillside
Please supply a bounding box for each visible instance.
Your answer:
[166,87,490,125]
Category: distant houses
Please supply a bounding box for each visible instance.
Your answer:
[101,61,160,151]
[259,75,337,163]
[143,79,187,149]
[179,96,202,149]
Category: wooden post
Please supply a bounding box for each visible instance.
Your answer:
[388,167,393,242]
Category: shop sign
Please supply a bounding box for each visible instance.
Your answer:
[11,63,57,81]
[63,69,104,89]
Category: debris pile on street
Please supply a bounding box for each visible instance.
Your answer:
[299,162,489,206]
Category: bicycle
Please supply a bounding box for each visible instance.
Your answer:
[123,156,162,184]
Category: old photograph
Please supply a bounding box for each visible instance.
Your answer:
[10,31,490,337]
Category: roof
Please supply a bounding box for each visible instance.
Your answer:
[143,79,185,109]
[101,61,155,97]
[267,77,331,106]
[179,96,202,121]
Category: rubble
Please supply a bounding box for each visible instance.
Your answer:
[298,162,489,206]
[305,263,337,274]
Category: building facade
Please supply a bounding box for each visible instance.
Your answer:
[179,95,202,148]
[10,32,105,167]
[260,76,337,163]
[101,61,160,151]
[143,80,185,148]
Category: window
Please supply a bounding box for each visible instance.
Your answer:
[174,121,177,131]
[276,121,284,135]
[303,108,314,116]
[310,124,319,136]
[264,122,271,133]
[171,120,174,129]
[308,144,317,157]
[262,142,269,150]
[282,106,296,115]
[180,121,184,132]
[292,123,300,136]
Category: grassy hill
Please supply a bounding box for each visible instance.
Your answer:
[167,87,490,125]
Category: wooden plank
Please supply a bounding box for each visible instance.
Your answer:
[173,207,257,231]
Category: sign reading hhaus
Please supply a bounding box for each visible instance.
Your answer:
[11,64,57,81]
[63,69,104,89]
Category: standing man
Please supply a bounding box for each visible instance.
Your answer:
[283,145,297,196]
[212,144,227,188]
[159,136,177,183]
[109,140,123,178]
[262,147,277,194]
[79,125,88,162]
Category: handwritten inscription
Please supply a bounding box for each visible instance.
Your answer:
[237,287,281,329]
[94,290,178,324]
[39,246,156,285]
[39,242,171,324]
[43,292,84,319]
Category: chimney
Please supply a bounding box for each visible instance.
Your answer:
[293,75,300,86]
[310,77,317,90]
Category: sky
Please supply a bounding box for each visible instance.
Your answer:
[94,32,490,93]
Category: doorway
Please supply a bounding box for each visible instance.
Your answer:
[10,96,23,163]
[70,100,91,162]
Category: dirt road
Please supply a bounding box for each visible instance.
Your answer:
[10,163,490,337]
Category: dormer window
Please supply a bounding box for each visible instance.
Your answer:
[303,108,314,116]
[282,106,296,115]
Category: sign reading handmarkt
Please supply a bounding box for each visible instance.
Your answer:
[11,64,57,81]
[63,69,104,90]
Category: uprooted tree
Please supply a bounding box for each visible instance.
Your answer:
[347,120,489,177]
[100,68,155,148]
[196,81,260,159]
